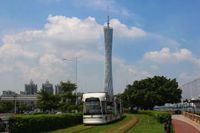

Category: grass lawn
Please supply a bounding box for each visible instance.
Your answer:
[48,125,94,133]
[48,114,138,133]
[47,113,165,133]
[128,114,164,133]
[81,114,138,133]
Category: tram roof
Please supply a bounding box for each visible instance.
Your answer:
[82,92,108,101]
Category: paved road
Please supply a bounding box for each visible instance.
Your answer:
[172,115,200,133]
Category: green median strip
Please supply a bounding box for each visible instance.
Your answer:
[48,125,94,133]
[101,114,139,133]
[48,114,139,133]
[128,114,164,133]
[80,114,138,133]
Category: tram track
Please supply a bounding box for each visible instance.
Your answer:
[100,115,139,133]
[49,114,138,133]
[78,114,138,133]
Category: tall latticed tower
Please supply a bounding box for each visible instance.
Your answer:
[104,16,113,98]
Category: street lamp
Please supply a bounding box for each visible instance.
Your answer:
[13,94,17,114]
[63,57,78,104]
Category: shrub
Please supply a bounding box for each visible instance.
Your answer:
[9,113,82,133]
[196,112,200,116]
[138,110,171,123]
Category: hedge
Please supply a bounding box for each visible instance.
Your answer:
[196,112,200,116]
[138,110,171,123]
[9,113,82,133]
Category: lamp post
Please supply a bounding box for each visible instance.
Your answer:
[63,57,78,105]
[13,94,17,114]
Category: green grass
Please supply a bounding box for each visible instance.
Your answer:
[47,117,127,133]
[77,116,128,133]
[48,113,165,133]
[48,114,138,133]
[127,114,164,133]
[48,125,93,133]
[81,114,138,133]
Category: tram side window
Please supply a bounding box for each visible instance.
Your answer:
[84,98,102,115]
[102,101,106,114]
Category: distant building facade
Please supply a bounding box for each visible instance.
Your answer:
[1,94,38,111]
[2,90,17,96]
[42,80,53,94]
[25,80,37,95]
[181,78,200,99]
[55,84,63,95]
[20,91,26,95]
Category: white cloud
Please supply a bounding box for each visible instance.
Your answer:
[109,19,146,38]
[144,48,196,64]
[39,54,63,66]
[174,48,193,61]
[44,16,101,43]
[0,43,38,59]
[0,15,147,93]
[111,57,151,93]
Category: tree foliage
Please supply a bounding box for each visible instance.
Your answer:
[17,103,32,113]
[37,89,60,112]
[59,81,77,112]
[37,80,78,112]
[122,76,182,110]
[59,81,76,104]
[0,101,14,113]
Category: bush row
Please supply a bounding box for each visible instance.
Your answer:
[9,113,82,133]
[138,110,171,123]
[196,112,200,116]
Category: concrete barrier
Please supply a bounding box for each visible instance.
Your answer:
[183,112,200,124]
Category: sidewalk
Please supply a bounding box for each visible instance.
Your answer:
[172,115,200,132]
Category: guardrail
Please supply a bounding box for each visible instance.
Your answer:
[183,112,200,124]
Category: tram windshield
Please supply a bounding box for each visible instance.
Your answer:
[84,98,102,115]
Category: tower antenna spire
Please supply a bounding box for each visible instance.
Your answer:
[107,15,110,27]
[107,6,110,27]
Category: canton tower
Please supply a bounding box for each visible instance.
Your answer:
[104,16,113,98]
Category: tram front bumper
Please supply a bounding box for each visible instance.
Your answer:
[83,115,107,124]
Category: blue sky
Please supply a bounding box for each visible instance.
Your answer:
[0,0,200,97]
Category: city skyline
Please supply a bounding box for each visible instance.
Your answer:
[0,0,200,96]
[1,80,58,95]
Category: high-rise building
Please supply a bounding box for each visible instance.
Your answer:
[2,90,17,96]
[25,80,37,95]
[104,16,113,98]
[55,84,63,95]
[42,80,53,94]
[20,91,26,95]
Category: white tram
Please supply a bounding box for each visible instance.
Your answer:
[82,92,122,124]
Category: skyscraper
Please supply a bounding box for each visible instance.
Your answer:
[2,90,17,96]
[25,80,37,95]
[104,16,113,97]
[42,80,53,94]
[55,84,63,95]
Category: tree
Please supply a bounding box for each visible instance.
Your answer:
[17,103,32,113]
[58,81,77,112]
[121,76,182,110]
[0,101,14,113]
[37,89,60,112]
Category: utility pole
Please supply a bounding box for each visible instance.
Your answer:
[14,95,17,114]
[63,57,78,105]
[75,57,78,105]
